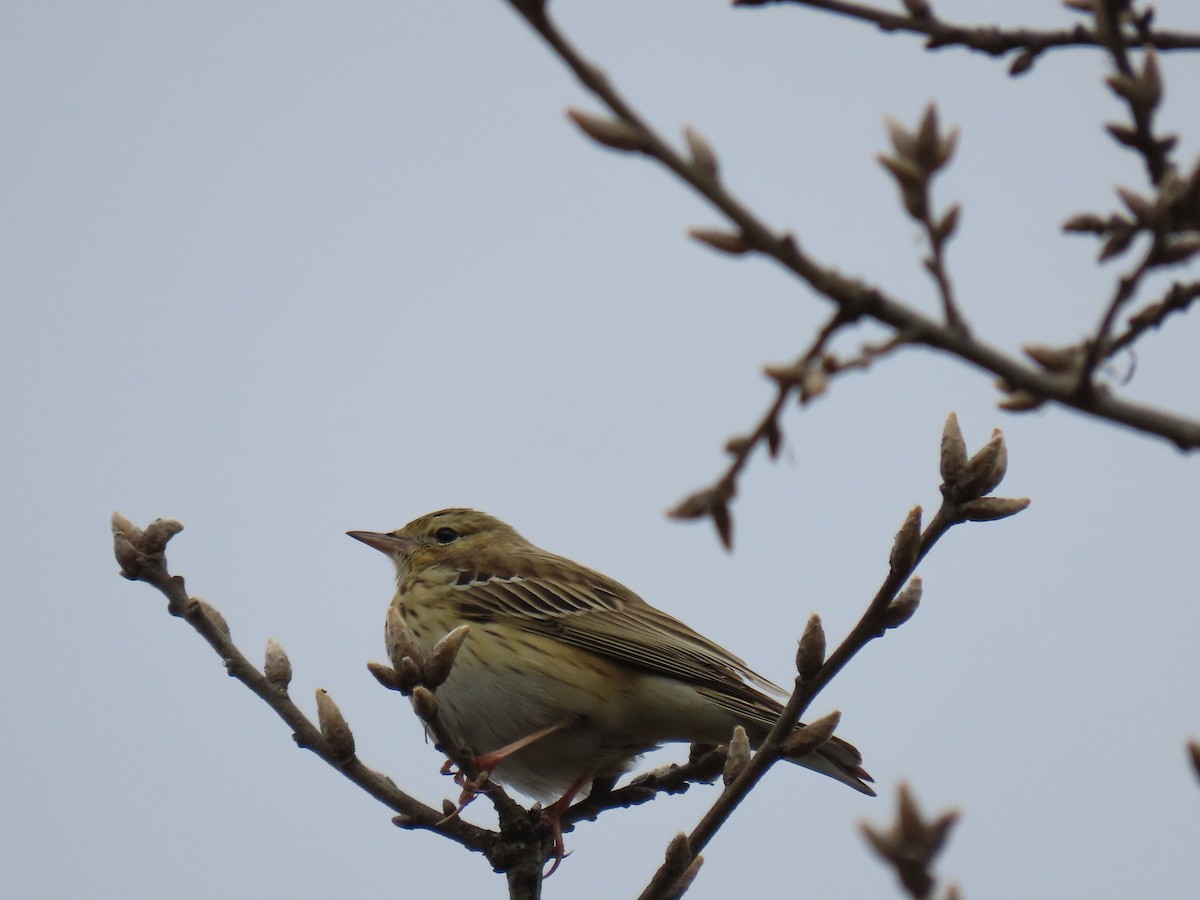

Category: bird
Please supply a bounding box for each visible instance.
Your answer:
[348,509,873,852]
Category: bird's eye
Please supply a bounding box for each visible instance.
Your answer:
[434,526,460,545]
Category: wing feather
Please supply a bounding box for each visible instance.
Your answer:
[449,562,786,705]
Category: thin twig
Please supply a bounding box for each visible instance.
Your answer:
[1081,242,1158,388]
[715,310,854,499]
[112,512,786,897]
[505,1,1200,457]
[861,784,961,898]
[1108,280,1200,356]
[734,0,1200,61]
[110,514,550,897]
[1094,0,1172,184]
[921,202,965,332]
[641,416,1028,898]
[637,505,955,900]
[566,744,728,825]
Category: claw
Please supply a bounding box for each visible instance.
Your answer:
[543,842,571,877]
[440,756,492,788]
[538,771,590,876]
[435,757,493,825]
[432,721,583,870]
[542,813,574,877]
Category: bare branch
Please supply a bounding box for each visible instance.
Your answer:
[503,2,1200,459]
[640,422,1027,899]
[732,0,1200,64]
[110,512,548,889]
[1081,245,1156,385]
[1095,3,1173,183]
[880,107,967,332]
[1109,280,1200,356]
[564,743,729,827]
[861,783,961,898]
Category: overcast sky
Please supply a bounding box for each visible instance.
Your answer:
[4,2,1199,898]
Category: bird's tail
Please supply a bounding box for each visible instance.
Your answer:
[787,731,876,796]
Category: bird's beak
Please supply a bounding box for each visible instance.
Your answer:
[346,530,414,556]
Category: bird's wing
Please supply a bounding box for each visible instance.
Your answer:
[447,560,873,792]
[447,561,788,708]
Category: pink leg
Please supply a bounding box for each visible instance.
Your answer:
[437,718,576,825]
[540,771,592,877]
[474,719,574,775]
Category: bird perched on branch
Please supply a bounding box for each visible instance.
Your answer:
[349,509,873,858]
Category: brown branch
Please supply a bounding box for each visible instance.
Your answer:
[641,419,1030,899]
[1081,240,1159,387]
[1108,279,1200,356]
[643,504,953,898]
[879,107,967,332]
[1077,184,1200,383]
[733,0,1200,64]
[925,207,963,331]
[664,308,856,547]
[1065,172,1200,384]
[504,2,1200,453]
[112,512,767,897]
[672,312,913,533]
[110,513,553,900]
[1094,1,1174,185]
[563,744,729,828]
[861,783,961,898]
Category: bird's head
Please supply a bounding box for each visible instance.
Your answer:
[348,508,527,577]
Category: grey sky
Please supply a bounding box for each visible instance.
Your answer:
[4,2,1199,897]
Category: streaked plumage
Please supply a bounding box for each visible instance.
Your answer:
[350,508,873,803]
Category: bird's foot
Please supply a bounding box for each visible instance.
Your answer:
[539,802,573,877]
[435,758,492,825]
[538,772,590,876]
